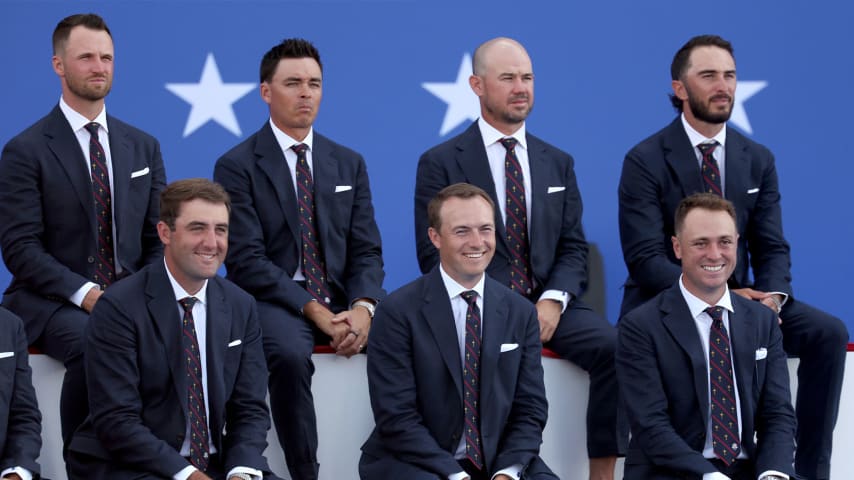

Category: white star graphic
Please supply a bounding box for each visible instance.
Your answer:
[422,53,480,136]
[166,53,256,138]
[729,80,767,135]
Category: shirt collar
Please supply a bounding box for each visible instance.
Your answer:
[164,258,208,306]
[438,264,485,301]
[478,117,527,151]
[680,113,726,149]
[678,275,733,319]
[59,96,108,133]
[269,118,314,153]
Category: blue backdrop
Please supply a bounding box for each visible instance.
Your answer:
[2,1,852,332]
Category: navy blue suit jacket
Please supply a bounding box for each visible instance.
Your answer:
[68,261,273,479]
[360,268,549,477]
[0,105,166,341]
[214,122,385,312]
[617,284,795,479]
[415,122,589,298]
[618,117,791,315]
[0,309,41,477]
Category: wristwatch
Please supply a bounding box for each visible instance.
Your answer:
[352,300,376,318]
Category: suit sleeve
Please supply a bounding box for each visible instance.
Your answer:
[139,140,166,266]
[618,148,682,293]
[366,299,462,476]
[492,305,548,471]
[413,149,447,274]
[616,311,716,476]
[0,136,92,299]
[0,314,41,476]
[339,155,385,302]
[214,154,314,312]
[221,299,273,473]
[85,295,189,477]
[744,152,792,296]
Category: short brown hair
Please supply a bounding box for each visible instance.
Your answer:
[53,13,112,55]
[160,179,231,229]
[674,192,736,235]
[427,183,495,230]
[668,34,734,112]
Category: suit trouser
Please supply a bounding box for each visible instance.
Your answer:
[544,299,625,458]
[257,301,321,480]
[359,452,559,480]
[780,298,848,479]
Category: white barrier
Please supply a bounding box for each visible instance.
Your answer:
[29,353,854,479]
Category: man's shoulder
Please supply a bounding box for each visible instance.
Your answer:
[313,131,363,160]
[622,284,679,326]
[731,293,778,327]
[3,109,60,148]
[420,122,480,159]
[625,120,679,159]
[215,123,269,165]
[106,114,159,145]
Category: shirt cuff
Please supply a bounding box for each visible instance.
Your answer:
[758,470,789,479]
[493,463,524,479]
[768,291,789,307]
[69,281,99,308]
[702,473,731,480]
[227,466,263,479]
[449,471,469,480]
[173,465,196,480]
[538,289,570,313]
[1,466,33,480]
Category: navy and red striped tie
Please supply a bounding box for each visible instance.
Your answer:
[699,141,722,196]
[179,297,210,471]
[706,306,741,465]
[460,290,483,470]
[84,122,115,289]
[293,143,331,304]
[499,138,532,297]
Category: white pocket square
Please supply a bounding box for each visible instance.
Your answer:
[747,187,760,194]
[227,339,242,348]
[0,351,13,359]
[130,167,150,178]
[547,186,565,194]
[755,347,767,360]
[335,185,352,193]
[500,343,519,353]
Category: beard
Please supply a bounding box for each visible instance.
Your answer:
[66,73,112,102]
[686,87,732,124]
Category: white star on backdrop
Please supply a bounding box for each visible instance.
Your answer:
[730,80,767,135]
[422,53,480,136]
[166,53,256,138]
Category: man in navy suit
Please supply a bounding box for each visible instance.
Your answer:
[414,37,621,479]
[0,309,41,480]
[0,13,166,453]
[617,193,796,480]
[67,179,278,480]
[618,34,847,479]
[361,183,555,480]
[214,38,385,480]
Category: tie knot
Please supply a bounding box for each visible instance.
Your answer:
[84,122,100,137]
[291,143,308,156]
[460,290,478,306]
[697,141,718,158]
[179,296,198,313]
[705,306,725,323]
[499,137,517,152]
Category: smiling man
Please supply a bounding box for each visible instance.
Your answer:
[617,34,847,479]
[67,179,279,480]
[361,183,556,480]
[617,193,796,480]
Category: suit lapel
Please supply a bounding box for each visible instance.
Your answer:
[44,106,96,236]
[723,128,750,205]
[526,135,549,266]
[107,115,132,258]
[204,278,231,438]
[728,300,757,442]
[479,277,506,412]
[254,123,300,243]
[422,268,464,402]
[660,286,710,422]
[146,262,189,421]
[662,118,704,197]
[310,134,336,258]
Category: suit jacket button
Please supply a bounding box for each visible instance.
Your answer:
[87,256,95,263]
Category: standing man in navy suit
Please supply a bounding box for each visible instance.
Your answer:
[617,193,796,480]
[0,13,166,454]
[214,38,385,480]
[618,34,847,479]
[414,37,621,479]
[67,179,279,480]
[361,183,556,480]
[0,309,41,480]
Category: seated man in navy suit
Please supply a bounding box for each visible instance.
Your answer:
[0,309,41,480]
[361,183,556,480]
[617,193,795,480]
[618,34,847,479]
[67,179,278,480]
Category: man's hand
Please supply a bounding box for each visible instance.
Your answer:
[2,473,23,480]
[81,286,104,313]
[732,288,783,323]
[494,475,512,480]
[535,299,562,343]
[331,306,371,357]
[188,470,213,480]
[302,300,349,347]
